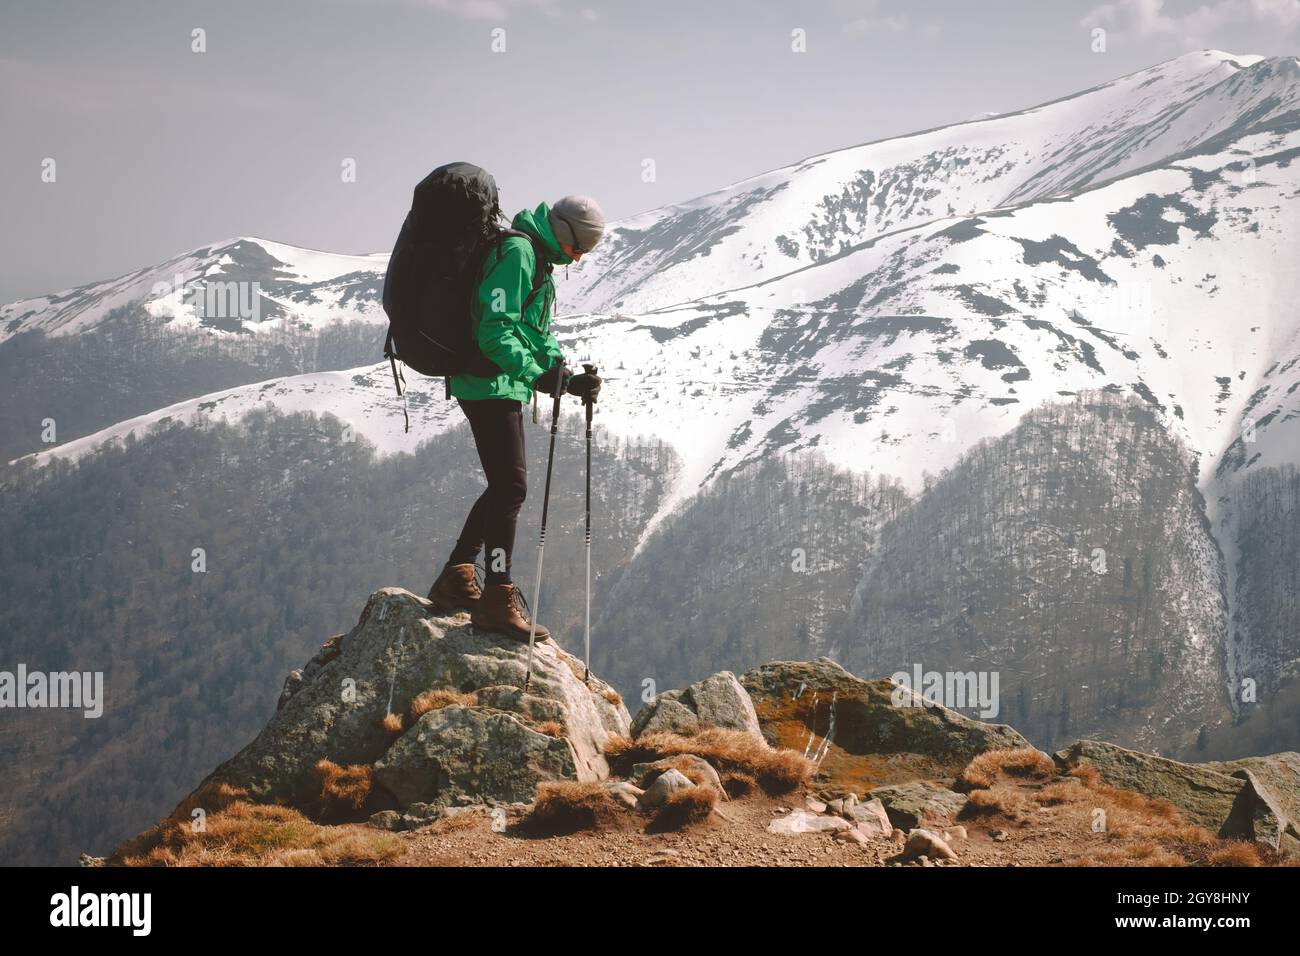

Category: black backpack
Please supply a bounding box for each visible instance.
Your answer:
[381,162,551,427]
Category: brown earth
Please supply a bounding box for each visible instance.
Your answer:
[393,762,1283,868]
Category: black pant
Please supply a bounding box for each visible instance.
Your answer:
[448,398,527,585]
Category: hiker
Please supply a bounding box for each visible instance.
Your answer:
[426,195,605,641]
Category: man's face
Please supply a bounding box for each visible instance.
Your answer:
[560,242,584,262]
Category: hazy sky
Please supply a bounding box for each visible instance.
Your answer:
[2,0,1299,304]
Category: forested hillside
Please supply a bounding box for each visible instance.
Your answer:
[593,454,910,702]
[1225,464,1300,702]
[840,392,1231,756]
[0,409,674,865]
[0,305,383,462]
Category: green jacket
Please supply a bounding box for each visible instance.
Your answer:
[450,203,572,403]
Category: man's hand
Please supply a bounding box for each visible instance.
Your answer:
[567,368,602,403]
[533,364,570,396]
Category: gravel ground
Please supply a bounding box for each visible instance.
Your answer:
[394,785,1098,868]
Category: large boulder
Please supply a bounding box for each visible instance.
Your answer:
[740,658,1031,790]
[1054,740,1252,836]
[868,781,968,829]
[373,705,577,806]
[631,670,762,740]
[1201,752,1300,855]
[196,588,631,810]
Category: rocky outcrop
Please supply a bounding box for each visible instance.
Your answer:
[197,588,630,812]
[631,671,762,740]
[1053,740,1252,836]
[1201,751,1300,855]
[740,658,1031,791]
[169,586,1300,866]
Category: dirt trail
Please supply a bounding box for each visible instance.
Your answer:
[395,786,1087,867]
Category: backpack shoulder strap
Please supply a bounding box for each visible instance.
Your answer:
[495,229,551,312]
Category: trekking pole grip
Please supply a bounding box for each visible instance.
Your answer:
[582,363,598,416]
[552,358,566,400]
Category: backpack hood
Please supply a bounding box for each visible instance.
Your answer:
[511,203,573,266]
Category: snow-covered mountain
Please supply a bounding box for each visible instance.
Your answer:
[559,50,1297,314]
[0,237,388,345]
[6,51,1300,866]
[17,51,1299,508]
[6,48,1300,711]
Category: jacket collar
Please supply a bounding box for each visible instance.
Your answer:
[510,203,572,266]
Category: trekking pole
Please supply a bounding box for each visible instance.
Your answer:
[523,358,565,692]
[581,363,597,684]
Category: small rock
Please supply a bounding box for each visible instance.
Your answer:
[604,780,644,810]
[834,828,869,846]
[805,797,828,814]
[942,825,968,842]
[636,768,694,810]
[905,827,958,861]
[631,755,723,795]
[991,829,1010,842]
[767,809,853,835]
[367,810,402,831]
[851,797,893,838]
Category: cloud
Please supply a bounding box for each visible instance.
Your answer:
[843,1,908,34]
[1250,0,1300,29]
[413,0,579,19]
[1081,0,1300,45]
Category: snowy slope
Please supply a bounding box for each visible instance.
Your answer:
[15,53,1300,512]
[6,52,1293,354]
[0,237,389,345]
[559,51,1297,315]
[13,363,458,466]
[20,100,1300,516]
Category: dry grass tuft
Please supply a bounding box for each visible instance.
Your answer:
[605,728,810,795]
[1065,762,1103,788]
[409,688,475,722]
[601,688,623,706]
[960,785,1037,822]
[534,720,565,738]
[957,747,1055,791]
[721,772,758,798]
[313,760,374,819]
[1081,841,1186,867]
[430,811,481,833]
[1208,841,1265,867]
[111,784,401,867]
[1035,780,1085,806]
[649,786,718,832]
[523,781,624,835]
[381,712,404,733]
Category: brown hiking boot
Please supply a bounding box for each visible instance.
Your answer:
[472,583,551,643]
[426,562,481,613]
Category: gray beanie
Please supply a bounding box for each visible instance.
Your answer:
[548,195,605,254]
